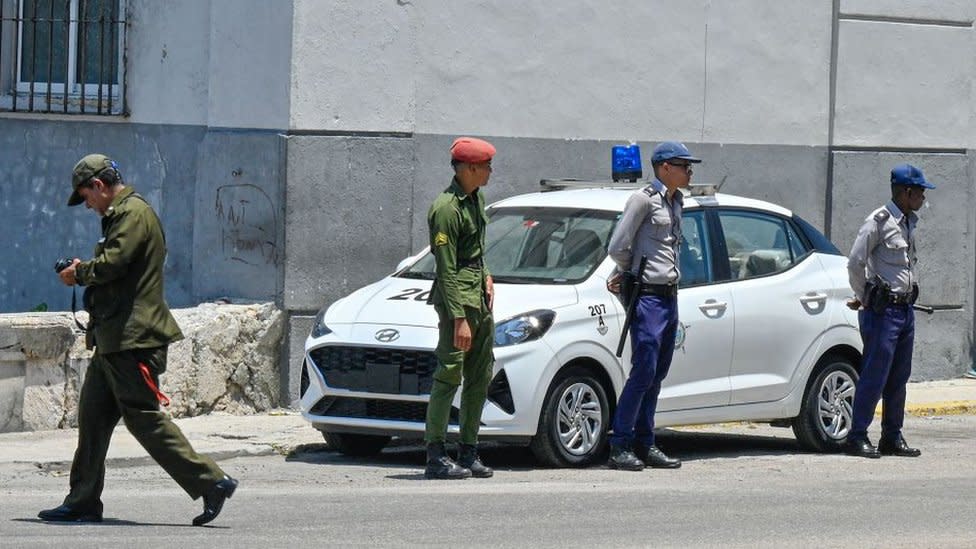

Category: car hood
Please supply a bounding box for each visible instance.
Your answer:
[324,276,580,328]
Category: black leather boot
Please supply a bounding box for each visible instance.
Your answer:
[844,436,881,459]
[635,444,682,469]
[424,443,471,480]
[607,444,645,471]
[458,444,494,478]
[878,434,921,457]
[37,504,102,523]
[193,475,238,526]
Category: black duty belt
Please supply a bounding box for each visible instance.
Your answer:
[640,283,678,298]
[887,291,914,305]
[458,256,483,269]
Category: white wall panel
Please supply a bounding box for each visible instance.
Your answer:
[411,1,706,142]
[289,0,414,132]
[126,0,211,125]
[700,1,831,145]
[834,20,972,148]
[206,0,292,129]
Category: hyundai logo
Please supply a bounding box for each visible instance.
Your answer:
[375,328,400,342]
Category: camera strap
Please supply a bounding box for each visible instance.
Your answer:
[70,287,87,332]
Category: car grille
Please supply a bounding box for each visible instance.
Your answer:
[308,346,438,395]
[310,396,459,424]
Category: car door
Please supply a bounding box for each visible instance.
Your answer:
[657,209,733,411]
[716,209,835,405]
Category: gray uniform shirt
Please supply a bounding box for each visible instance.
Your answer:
[607,179,683,284]
[847,200,918,303]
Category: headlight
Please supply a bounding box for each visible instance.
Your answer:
[310,306,332,338]
[494,309,556,347]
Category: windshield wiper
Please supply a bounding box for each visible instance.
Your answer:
[491,275,544,284]
[398,272,436,280]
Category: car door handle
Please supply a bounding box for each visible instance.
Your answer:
[698,299,728,317]
[799,293,828,304]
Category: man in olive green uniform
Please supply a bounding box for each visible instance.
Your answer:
[424,137,496,480]
[39,154,237,526]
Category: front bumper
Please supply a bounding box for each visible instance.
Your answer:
[299,328,556,439]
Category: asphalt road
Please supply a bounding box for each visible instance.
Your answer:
[2,415,974,548]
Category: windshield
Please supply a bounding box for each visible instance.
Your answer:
[399,206,618,284]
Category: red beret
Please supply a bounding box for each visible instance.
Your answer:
[450,137,496,163]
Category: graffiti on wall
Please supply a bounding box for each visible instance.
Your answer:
[215,184,278,266]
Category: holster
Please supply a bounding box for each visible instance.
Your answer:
[618,271,637,307]
[865,278,890,314]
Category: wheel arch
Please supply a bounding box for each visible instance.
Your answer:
[550,356,618,420]
[816,344,862,376]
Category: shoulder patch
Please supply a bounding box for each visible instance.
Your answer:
[434,232,449,246]
[873,209,890,223]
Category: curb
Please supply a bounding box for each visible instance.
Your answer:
[903,401,976,417]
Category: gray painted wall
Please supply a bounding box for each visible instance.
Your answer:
[830,151,974,380]
[192,130,285,302]
[0,119,282,313]
[0,118,203,312]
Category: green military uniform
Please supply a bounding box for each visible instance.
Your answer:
[63,184,225,515]
[424,177,494,445]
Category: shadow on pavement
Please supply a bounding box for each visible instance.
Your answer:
[285,427,813,471]
[12,517,210,528]
[655,428,810,461]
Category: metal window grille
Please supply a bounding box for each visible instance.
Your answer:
[0,0,126,115]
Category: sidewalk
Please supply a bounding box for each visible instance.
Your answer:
[1,379,973,467]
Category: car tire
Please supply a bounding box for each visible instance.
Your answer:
[321,432,391,456]
[529,367,610,467]
[792,355,858,452]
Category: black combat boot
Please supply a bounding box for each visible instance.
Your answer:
[607,444,645,471]
[634,443,682,469]
[844,436,881,459]
[425,442,472,480]
[458,444,494,478]
[878,434,921,457]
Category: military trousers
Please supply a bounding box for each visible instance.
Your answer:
[63,346,225,514]
[424,304,494,445]
[850,305,915,440]
[610,295,678,448]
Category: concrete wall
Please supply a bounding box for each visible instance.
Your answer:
[0,118,204,312]
[2,1,975,406]
[0,0,292,313]
[289,0,833,144]
[127,0,293,128]
[0,304,283,433]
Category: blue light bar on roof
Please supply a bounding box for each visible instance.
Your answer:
[611,144,642,182]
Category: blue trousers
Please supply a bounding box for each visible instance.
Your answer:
[850,305,915,440]
[610,295,678,448]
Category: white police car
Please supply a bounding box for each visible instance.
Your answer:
[299,179,862,467]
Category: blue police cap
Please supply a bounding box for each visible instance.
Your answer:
[890,164,935,189]
[651,141,701,164]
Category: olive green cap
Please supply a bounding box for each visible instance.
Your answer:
[69,154,115,206]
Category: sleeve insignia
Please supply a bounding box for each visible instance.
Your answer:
[434,232,449,246]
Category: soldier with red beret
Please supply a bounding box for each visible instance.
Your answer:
[423,137,496,479]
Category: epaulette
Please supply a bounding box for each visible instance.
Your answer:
[873,209,890,223]
[641,185,662,199]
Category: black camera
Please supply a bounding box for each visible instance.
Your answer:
[54,258,73,273]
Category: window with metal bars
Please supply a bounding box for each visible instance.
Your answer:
[0,0,126,115]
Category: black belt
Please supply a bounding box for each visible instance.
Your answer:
[458,256,483,269]
[887,291,913,305]
[640,283,678,298]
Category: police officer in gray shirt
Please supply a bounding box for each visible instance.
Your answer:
[604,141,700,471]
[844,163,934,459]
